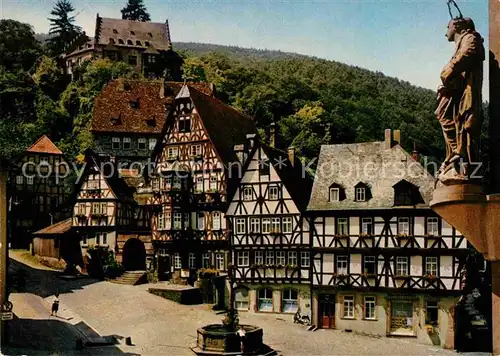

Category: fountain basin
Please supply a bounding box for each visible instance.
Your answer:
[191,324,270,355]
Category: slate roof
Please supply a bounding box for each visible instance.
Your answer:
[33,218,72,235]
[91,80,214,134]
[26,135,63,155]
[307,141,435,211]
[95,17,171,50]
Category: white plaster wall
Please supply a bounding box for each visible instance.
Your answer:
[414,217,425,235]
[350,254,362,274]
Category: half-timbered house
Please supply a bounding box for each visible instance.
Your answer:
[306,129,467,347]
[9,135,70,248]
[226,136,313,319]
[72,150,152,270]
[149,84,256,281]
[91,79,214,168]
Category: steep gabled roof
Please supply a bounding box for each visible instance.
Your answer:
[307,141,435,211]
[33,218,72,235]
[91,80,214,134]
[26,135,63,155]
[260,144,313,210]
[96,17,171,50]
[188,86,257,165]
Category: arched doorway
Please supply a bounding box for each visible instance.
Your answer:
[122,238,146,271]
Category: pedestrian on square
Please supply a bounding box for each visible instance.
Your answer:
[237,325,246,353]
[51,294,60,316]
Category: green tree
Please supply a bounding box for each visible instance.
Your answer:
[121,0,151,22]
[181,57,207,82]
[0,19,43,72]
[47,0,81,55]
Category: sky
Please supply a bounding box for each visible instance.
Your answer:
[0,0,489,97]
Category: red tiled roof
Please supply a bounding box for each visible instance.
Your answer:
[33,218,72,235]
[90,80,214,134]
[26,135,63,155]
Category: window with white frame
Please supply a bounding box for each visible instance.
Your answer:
[282,289,298,313]
[112,137,120,149]
[123,137,131,149]
[336,255,349,275]
[337,218,348,235]
[262,218,271,233]
[198,213,205,230]
[288,251,297,266]
[91,203,100,215]
[361,218,373,235]
[343,295,355,318]
[212,212,221,230]
[301,251,310,267]
[138,138,147,150]
[282,217,293,233]
[395,256,409,276]
[190,144,202,157]
[356,187,366,201]
[15,175,23,185]
[363,256,376,275]
[188,253,196,269]
[173,212,182,229]
[258,288,273,312]
[238,251,250,266]
[196,176,203,192]
[236,218,245,234]
[235,288,249,310]
[78,203,86,215]
[149,138,156,150]
[174,253,182,269]
[329,187,340,202]
[100,202,107,215]
[276,251,285,266]
[250,218,260,233]
[173,176,181,189]
[243,186,253,201]
[255,251,264,265]
[202,253,210,268]
[216,253,224,270]
[364,296,376,320]
[425,256,438,276]
[167,146,178,159]
[398,217,410,235]
[271,217,280,233]
[268,186,279,200]
[209,176,217,191]
[265,251,274,265]
[427,217,439,236]
[27,176,34,185]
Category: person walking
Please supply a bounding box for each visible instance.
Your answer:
[51,294,59,316]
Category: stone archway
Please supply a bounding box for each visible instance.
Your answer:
[122,238,146,271]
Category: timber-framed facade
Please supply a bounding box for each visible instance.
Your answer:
[306,129,467,347]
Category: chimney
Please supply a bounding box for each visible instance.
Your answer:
[233,144,245,163]
[393,129,401,146]
[288,147,295,167]
[384,129,392,149]
[246,133,256,150]
[412,141,419,161]
[270,123,276,148]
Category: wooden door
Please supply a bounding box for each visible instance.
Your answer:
[319,294,335,329]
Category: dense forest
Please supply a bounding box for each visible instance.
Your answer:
[1,1,488,171]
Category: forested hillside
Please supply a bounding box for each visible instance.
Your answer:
[2,21,458,169]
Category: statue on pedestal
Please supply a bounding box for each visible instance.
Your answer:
[435,0,485,184]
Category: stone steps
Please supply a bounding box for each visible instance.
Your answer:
[108,271,146,286]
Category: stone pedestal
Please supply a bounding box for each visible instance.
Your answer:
[431,184,500,355]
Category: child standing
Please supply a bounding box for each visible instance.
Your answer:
[51,294,59,316]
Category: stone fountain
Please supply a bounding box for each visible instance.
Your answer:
[191,265,276,355]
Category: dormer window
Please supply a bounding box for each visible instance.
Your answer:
[110,116,122,125]
[145,117,156,127]
[145,41,150,46]
[393,179,424,206]
[127,39,133,45]
[148,32,153,37]
[329,183,345,202]
[109,38,115,44]
[118,39,124,44]
[136,40,142,46]
[129,99,139,109]
[130,30,135,35]
[354,182,371,202]
[113,29,118,34]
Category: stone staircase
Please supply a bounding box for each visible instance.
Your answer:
[108,270,147,286]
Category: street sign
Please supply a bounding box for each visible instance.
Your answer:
[1,312,13,320]
[1,301,12,312]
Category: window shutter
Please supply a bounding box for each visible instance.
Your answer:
[341,295,345,318]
